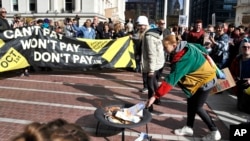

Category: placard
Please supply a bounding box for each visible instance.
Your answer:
[178,15,188,27]
[211,68,236,94]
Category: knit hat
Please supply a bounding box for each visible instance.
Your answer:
[137,16,149,25]
[44,18,50,23]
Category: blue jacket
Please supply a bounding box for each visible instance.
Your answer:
[72,24,96,39]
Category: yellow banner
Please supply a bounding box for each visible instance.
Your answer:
[0,47,30,72]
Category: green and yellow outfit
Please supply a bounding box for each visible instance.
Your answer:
[155,41,219,131]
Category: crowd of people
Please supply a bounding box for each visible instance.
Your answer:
[131,15,250,141]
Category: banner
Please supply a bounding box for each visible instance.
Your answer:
[0,26,136,72]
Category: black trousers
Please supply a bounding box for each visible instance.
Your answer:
[142,72,148,89]
[187,87,218,131]
[147,70,160,99]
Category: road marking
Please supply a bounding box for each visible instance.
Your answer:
[0,97,206,121]
[4,78,140,90]
[0,86,186,104]
[6,75,142,83]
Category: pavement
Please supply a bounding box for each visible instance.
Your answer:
[0,66,250,141]
[207,90,250,129]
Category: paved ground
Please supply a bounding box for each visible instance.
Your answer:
[0,66,249,141]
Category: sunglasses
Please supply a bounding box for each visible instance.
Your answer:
[242,46,250,49]
[1,11,7,13]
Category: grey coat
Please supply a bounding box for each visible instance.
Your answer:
[141,28,165,73]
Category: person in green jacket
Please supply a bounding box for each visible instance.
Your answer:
[146,35,221,141]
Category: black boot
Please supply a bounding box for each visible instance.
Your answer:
[148,105,153,112]
[153,98,161,105]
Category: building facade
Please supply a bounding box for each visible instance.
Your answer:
[0,0,126,23]
[125,0,156,23]
[190,0,237,27]
[235,0,250,27]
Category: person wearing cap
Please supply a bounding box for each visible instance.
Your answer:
[140,16,165,111]
[42,18,50,29]
[209,22,230,69]
[0,8,11,31]
[230,38,250,114]
[131,16,150,93]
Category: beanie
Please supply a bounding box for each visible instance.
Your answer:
[44,18,50,23]
[137,16,149,26]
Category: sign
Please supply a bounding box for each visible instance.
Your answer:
[178,15,188,27]
[0,26,136,73]
[211,68,236,94]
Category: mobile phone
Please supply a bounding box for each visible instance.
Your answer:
[209,32,214,37]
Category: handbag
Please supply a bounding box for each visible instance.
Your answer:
[202,53,226,79]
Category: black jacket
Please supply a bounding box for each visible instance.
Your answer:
[0,17,11,32]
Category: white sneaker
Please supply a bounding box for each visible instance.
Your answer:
[201,130,221,141]
[174,126,194,136]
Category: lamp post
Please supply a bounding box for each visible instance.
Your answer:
[164,0,167,27]
[183,0,190,27]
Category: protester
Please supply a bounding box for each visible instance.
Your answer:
[203,24,215,55]
[187,19,205,45]
[112,22,125,39]
[209,22,230,69]
[230,38,250,114]
[228,27,242,66]
[125,18,134,35]
[92,16,103,39]
[146,35,221,141]
[227,23,236,38]
[142,18,165,111]
[0,7,11,31]
[9,13,29,77]
[73,19,96,39]
[133,15,150,93]
[102,22,112,39]
[11,14,24,28]
[64,17,76,37]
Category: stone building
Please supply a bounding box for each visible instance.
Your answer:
[235,0,250,27]
[0,0,125,23]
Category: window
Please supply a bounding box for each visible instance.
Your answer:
[224,0,236,3]
[30,0,36,11]
[223,5,232,10]
[65,0,74,12]
[13,0,18,11]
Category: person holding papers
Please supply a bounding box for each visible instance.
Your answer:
[146,35,221,141]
